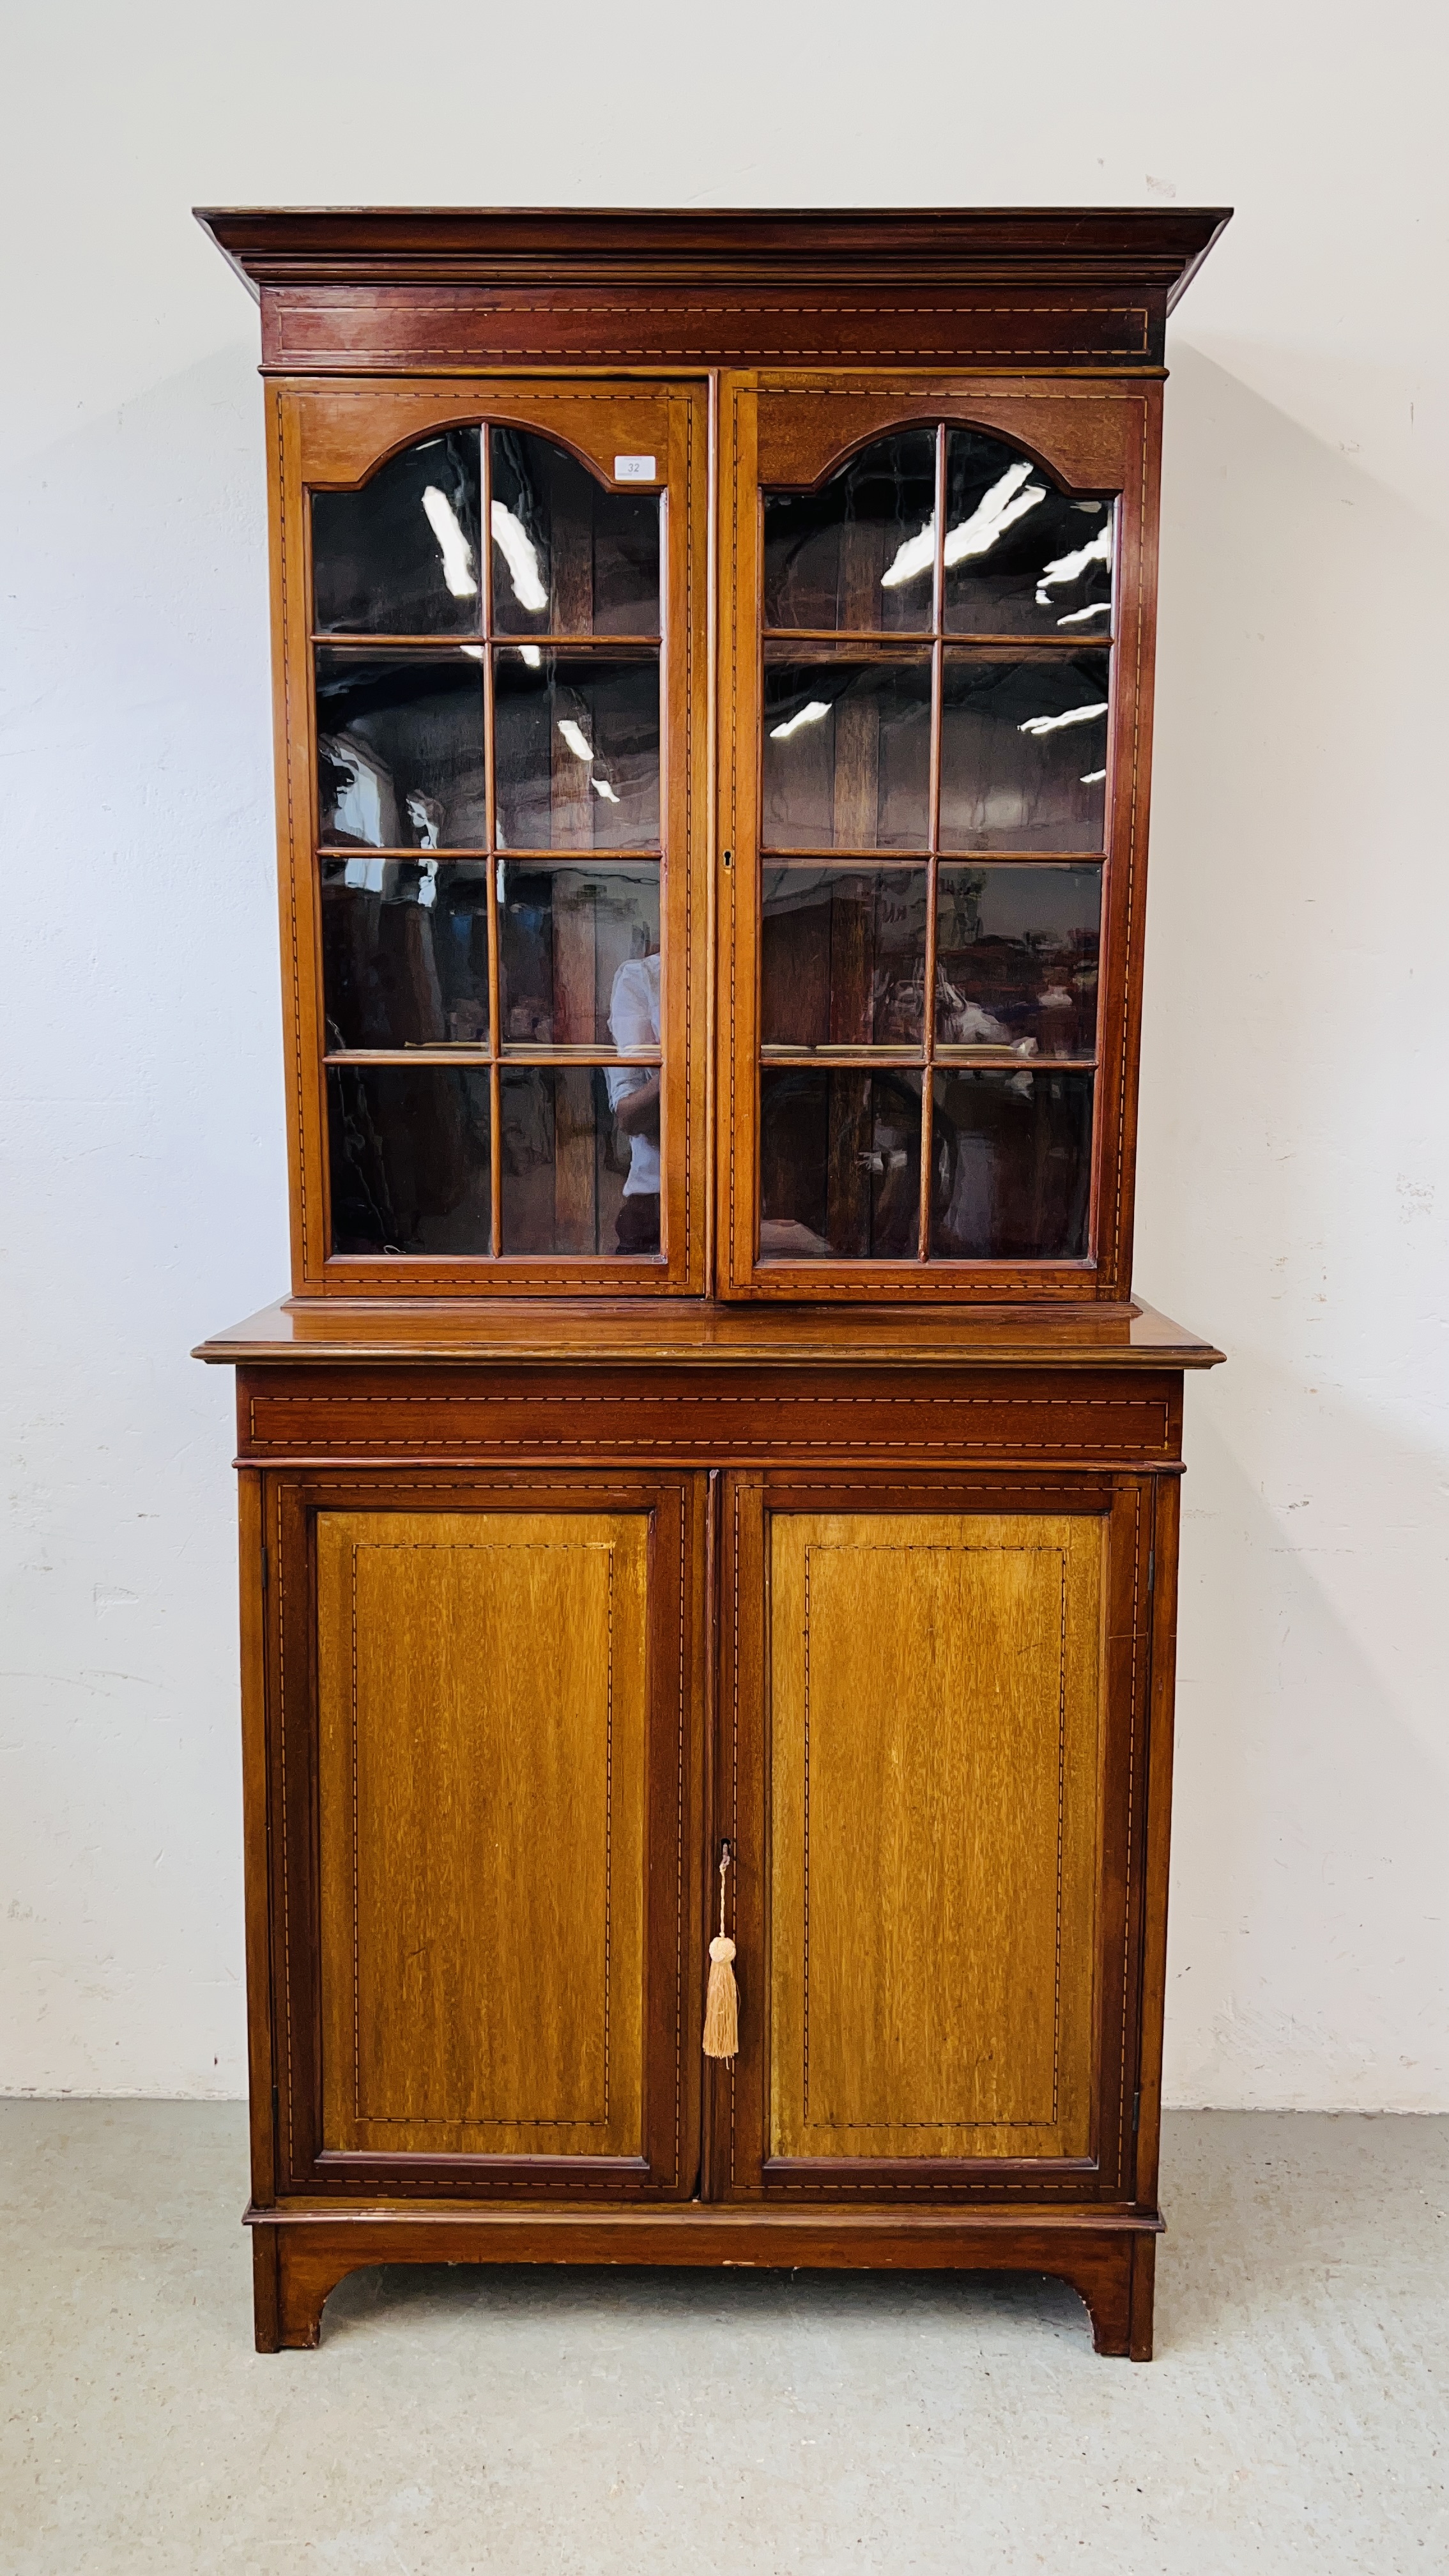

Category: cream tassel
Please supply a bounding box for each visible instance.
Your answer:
[703,1842,739,2062]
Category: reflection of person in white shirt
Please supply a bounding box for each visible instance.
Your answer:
[605,948,662,1254]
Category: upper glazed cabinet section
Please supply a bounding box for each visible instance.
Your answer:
[203,208,1228,1300]
[273,381,709,1296]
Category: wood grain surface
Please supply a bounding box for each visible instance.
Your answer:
[316,1508,648,2158]
[196,1295,1223,1370]
[769,1511,1102,2162]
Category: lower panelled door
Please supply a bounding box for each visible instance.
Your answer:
[714,1476,1150,2202]
[265,1471,704,2198]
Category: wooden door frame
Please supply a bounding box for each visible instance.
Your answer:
[715,372,1162,1306]
[268,375,712,1298]
[252,1464,709,2202]
[707,1465,1160,2205]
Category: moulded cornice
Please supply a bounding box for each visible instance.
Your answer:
[195,204,1232,309]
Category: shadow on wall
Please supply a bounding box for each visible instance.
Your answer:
[1165,1383,1449,2109]
[1138,346,1449,2111]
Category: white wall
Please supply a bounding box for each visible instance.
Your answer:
[3,0,1445,2108]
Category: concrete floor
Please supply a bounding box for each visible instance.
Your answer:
[0,2106,1444,2573]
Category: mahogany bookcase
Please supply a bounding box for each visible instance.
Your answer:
[195,206,1227,2357]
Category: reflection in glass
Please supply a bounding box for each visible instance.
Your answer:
[939,653,1109,852]
[498,862,659,1048]
[321,858,491,1050]
[761,868,928,1050]
[313,431,483,638]
[762,656,931,850]
[763,431,937,633]
[501,1064,659,1257]
[490,429,660,637]
[758,1068,923,1259]
[327,1065,491,1254]
[316,651,487,849]
[493,651,659,851]
[935,866,1100,1058]
[930,1068,1092,1259]
[944,432,1114,637]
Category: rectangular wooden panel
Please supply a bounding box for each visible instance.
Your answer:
[259,287,1159,375]
[316,1508,648,2159]
[769,1511,1103,2163]
[241,1363,1181,1468]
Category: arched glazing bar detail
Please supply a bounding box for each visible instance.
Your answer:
[307,425,666,1264]
[756,424,1116,1267]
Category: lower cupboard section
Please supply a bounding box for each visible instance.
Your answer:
[252,1460,1163,2239]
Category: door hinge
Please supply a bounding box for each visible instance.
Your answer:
[1132,2088,1142,2135]
[1147,1548,1154,1597]
[259,1544,269,1593]
[272,2083,280,2136]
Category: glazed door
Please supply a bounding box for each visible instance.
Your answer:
[263,1471,705,2198]
[717,374,1162,1303]
[713,1473,1153,2202]
[271,377,710,1296]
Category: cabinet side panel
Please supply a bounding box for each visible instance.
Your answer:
[316,1509,647,2156]
[238,1470,276,2205]
[769,1511,1102,2161]
[1133,1472,1181,2209]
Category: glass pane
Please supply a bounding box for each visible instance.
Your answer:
[944,432,1113,637]
[326,1065,491,1255]
[763,431,937,633]
[321,858,491,1050]
[498,862,659,1048]
[758,1068,922,1260]
[491,429,660,637]
[500,1065,659,1257]
[935,865,1100,1059]
[494,651,659,851]
[930,1068,1092,1259]
[939,653,1109,853]
[761,866,928,1050]
[316,650,487,850]
[762,654,931,850]
[312,430,482,638]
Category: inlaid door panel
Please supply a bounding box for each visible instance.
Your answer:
[714,1473,1151,2202]
[317,1509,648,2158]
[769,1512,1101,2163]
[264,1470,705,2197]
